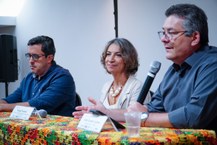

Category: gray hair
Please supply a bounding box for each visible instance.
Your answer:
[165,3,209,46]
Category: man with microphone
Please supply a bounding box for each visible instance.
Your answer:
[129,4,217,132]
[73,4,217,133]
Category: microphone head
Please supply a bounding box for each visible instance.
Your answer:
[38,109,47,118]
[34,109,47,118]
[149,61,161,75]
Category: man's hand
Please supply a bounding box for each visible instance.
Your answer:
[0,100,7,104]
[127,102,148,112]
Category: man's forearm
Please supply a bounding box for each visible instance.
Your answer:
[0,102,30,112]
[143,112,174,128]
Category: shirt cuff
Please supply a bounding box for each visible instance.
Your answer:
[168,107,188,128]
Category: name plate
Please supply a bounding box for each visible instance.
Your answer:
[10,106,34,120]
[77,113,108,133]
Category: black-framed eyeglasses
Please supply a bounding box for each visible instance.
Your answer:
[25,53,45,60]
[158,30,188,40]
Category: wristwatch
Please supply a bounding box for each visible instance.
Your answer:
[141,112,149,126]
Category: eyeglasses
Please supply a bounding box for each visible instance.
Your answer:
[158,30,188,40]
[25,53,45,60]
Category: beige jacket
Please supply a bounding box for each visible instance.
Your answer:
[100,75,151,109]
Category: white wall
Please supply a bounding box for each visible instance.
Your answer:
[1,0,217,106]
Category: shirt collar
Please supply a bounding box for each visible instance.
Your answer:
[173,45,209,71]
[172,45,209,77]
[32,61,57,80]
[185,45,208,67]
[172,62,190,77]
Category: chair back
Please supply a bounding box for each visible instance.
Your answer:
[76,93,82,106]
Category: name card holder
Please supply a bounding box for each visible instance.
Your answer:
[9,106,34,120]
[77,110,125,133]
[77,113,108,133]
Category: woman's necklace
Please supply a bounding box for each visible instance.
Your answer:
[109,85,122,102]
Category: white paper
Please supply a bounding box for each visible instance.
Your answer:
[77,113,108,133]
[9,106,34,120]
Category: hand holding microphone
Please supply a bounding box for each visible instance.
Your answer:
[137,61,161,104]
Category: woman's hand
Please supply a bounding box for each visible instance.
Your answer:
[87,97,107,114]
[72,97,107,118]
[72,106,89,119]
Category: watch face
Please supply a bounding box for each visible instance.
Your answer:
[141,112,148,120]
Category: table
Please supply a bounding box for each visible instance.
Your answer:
[0,112,216,145]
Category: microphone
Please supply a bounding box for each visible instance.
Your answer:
[32,109,47,118]
[137,61,161,104]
